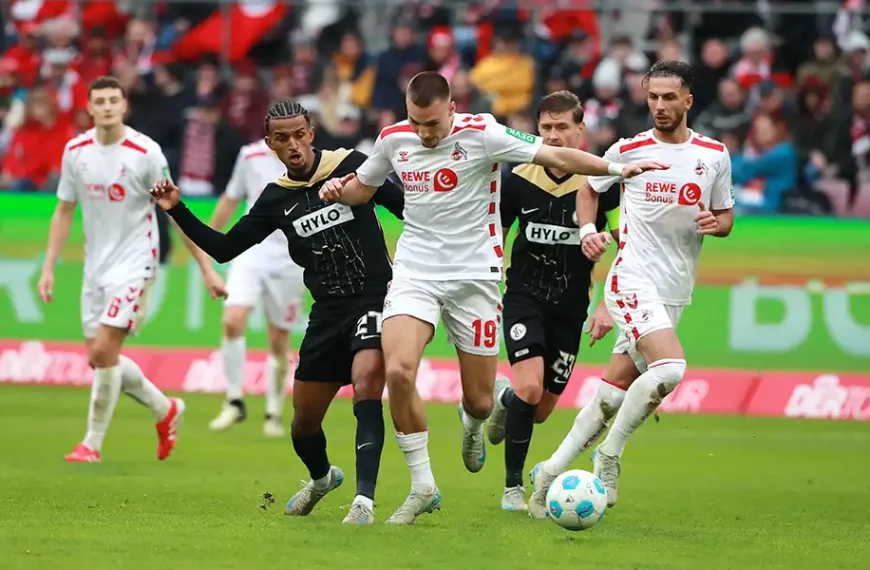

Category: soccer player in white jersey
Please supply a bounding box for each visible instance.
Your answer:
[206,140,305,437]
[36,76,224,463]
[527,60,735,514]
[319,71,667,523]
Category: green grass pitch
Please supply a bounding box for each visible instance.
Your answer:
[1,385,867,570]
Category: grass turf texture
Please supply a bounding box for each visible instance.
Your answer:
[1,385,867,570]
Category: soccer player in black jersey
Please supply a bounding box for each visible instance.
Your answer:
[150,101,404,525]
[484,91,621,513]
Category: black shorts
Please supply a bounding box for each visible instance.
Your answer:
[295,293,384,385]
[502,289,586,396]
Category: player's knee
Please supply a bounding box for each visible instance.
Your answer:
[88,342,120,369]
[352,361,386,402]
[384,359,416,394]
[222,313,246,339]
[514,377,544,406]
[641,359,687,399]
[267,333,288,358]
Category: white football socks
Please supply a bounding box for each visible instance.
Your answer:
[600,359,686,457]
[221,336,246,401]
[396,431,436,492]
[460,405,486,432]
[118,355,171,420]
[543,381,626,477]
[265,354,289,418]
[83,365,122,451]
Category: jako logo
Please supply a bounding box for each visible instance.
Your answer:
[433,168,458,192]
[678,182,702,206]
[292,203,355,237]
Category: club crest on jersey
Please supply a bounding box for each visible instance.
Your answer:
[451,142,467,161]
[398,151,409,163]
[510,323,527,341]
[694,159,707,176]
[292,203,355,237]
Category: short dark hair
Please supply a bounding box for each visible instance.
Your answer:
[644,60,695,91]
[88,76,126,99]
[264,100,310,134]
[536,90,584,124]
[406,71,451,107]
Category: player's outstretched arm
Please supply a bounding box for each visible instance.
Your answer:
[320,174,379,206]
[37,200,76,303]
[151,179,274,264]
[532,145,669,178]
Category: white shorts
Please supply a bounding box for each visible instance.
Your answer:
[81,276,154,339]
[605,288,685,373]
[224,260,304,330]
[383,277,503,356]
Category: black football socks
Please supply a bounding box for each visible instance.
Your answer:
[504,392,537,488]
[353,399,385,500]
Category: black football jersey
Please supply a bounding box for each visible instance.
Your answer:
[168,148,404,301]
[501,163,620,313]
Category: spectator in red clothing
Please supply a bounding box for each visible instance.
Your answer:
[222,60,269,143]
[0,21,42,88]
[1,87,74,191]
[75,27,113,85]
[41,47,89,125]
[425,27,461,84]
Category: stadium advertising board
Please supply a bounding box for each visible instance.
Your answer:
[1,194,868,418]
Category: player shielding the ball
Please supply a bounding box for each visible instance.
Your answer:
[319,71,667,524]
[528,60,735,514]
[38,76,224,463]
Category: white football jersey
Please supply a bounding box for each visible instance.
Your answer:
[589,129,734,305]
[356,113,543,281]
[57,127,168,286]
[224,140,298,270]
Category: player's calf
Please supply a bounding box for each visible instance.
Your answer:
[350,349,387,520]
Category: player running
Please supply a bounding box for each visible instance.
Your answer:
[528,60,735,514]
[206,141,305,437]
[37,76,223,463]
[319,71,667,524]
[150,101,405,524]
[485,91,619,512]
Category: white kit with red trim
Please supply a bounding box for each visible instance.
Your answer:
[588,129,734,305]
[57,126,171,337]
[224,140,297,267]
[356,113,543,281]
[57,126,169,286]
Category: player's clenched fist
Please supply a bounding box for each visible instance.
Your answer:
[580,231,612,262]
[620,160,670,178]
[150,178,181,210]
[695,201,719,235]
[319,173,356,203]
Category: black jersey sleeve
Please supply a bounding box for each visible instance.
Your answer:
[500,173,522,229]
[599,182,620,213]
[372,179,405,220]
[167,189,279,263]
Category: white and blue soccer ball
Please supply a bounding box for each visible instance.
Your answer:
[545,469,608,531]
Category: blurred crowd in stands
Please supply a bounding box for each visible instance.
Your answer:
[1,0,869,217]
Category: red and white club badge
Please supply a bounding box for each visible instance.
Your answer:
[108,183,127,202]
[433,168,458,192]
[678,182,701,206]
